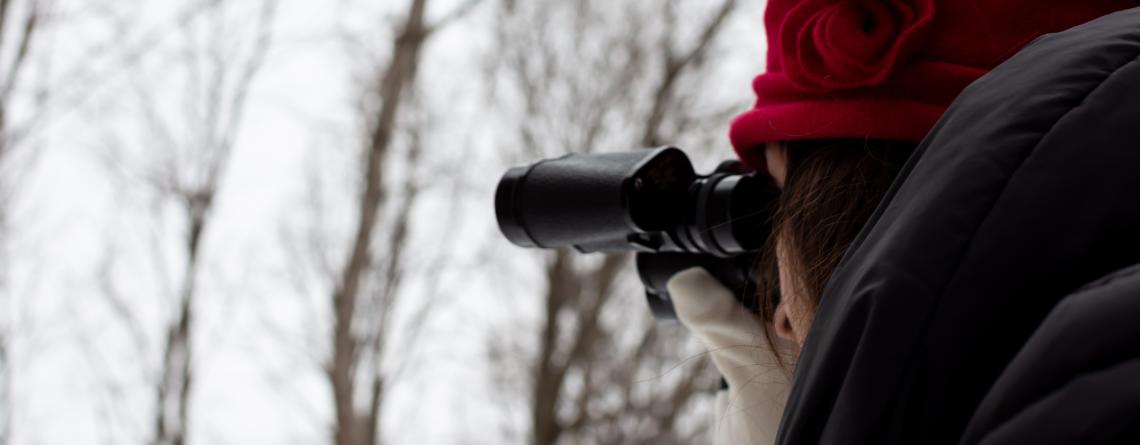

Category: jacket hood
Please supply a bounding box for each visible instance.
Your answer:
[778,7,1140,444]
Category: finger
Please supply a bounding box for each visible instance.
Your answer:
[668,267,792,380]
[669,267,768,344]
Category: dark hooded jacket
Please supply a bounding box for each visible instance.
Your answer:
[777,8,1140,445]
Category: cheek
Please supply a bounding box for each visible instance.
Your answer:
[765,142,788,188]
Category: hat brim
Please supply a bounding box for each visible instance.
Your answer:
[729,98,946,172]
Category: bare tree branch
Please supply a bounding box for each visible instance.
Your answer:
[90,2,281,444]
[425,0,483,34]
[643,0,736,146]
[487,1,741,443]
[0,1,44,442]
[319,0,476,443]
[0,0,38,106]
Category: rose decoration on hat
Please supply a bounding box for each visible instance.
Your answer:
[731,0,1130,170]
[780,0,936,91]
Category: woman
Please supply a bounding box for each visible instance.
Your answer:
[670,1,1140,443]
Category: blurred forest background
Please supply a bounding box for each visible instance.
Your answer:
[0,0,763,443]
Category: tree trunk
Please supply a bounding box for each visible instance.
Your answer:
[329,1,430,444]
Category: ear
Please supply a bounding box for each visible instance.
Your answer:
[773,301,797,342]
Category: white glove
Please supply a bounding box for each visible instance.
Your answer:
[668,267,795,445]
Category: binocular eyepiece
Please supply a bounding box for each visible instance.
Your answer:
[494,147,779,319]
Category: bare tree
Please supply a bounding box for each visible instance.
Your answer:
[487,0,745,443]
[93,1,276,444]
[297,1,479,444]
[0,1,42,443]
[149,4,274,443]
[0,0,41,156]
[0,1,201,442]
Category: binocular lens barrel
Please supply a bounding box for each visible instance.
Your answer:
[495,147,776,257]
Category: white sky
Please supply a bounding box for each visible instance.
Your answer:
[8,0,767,443]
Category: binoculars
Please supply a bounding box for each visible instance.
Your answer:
[494,147,778,319]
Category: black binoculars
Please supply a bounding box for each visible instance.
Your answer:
[494,147,779,319]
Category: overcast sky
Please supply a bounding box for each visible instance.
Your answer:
[8,0,767,443]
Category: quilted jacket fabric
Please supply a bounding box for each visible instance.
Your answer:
[777,8,1140,445]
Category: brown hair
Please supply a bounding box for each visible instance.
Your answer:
[755,139,915,331]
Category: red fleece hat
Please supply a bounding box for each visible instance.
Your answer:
[730,0,1140,171]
